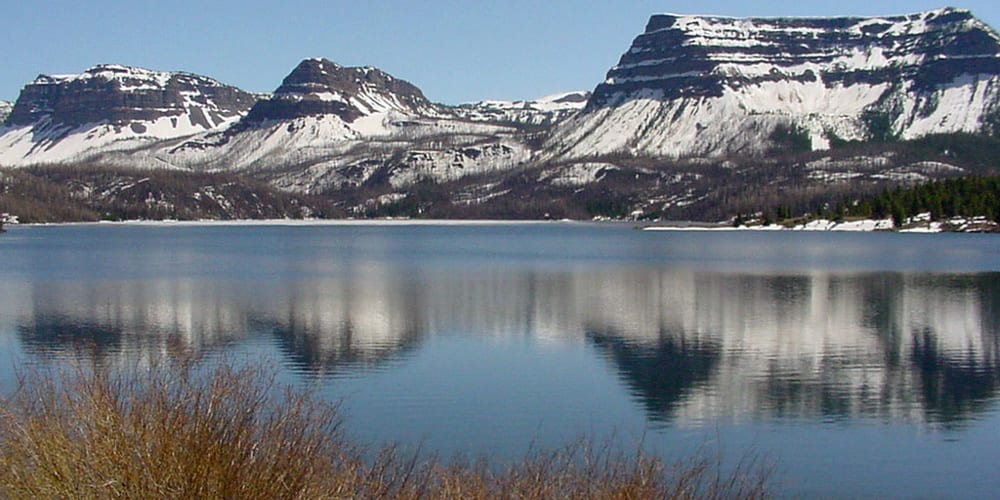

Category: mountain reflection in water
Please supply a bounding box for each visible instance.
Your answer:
[9,268,1000,427]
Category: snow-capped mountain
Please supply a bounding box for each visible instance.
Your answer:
[453,91,590,126]
[241,58,438,126]
[2,8,1000,222]
[0,64,258,166]
[100,58,534,193]
[547,7,1000,159]
[0,101,11,123]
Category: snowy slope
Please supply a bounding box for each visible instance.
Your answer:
[0,101,11,123]
[0,65,257,166]
[4,8,999,196]
[52,59,534,192]
[548,7,1000,159]
[124,112,533,193]
[0,58,537,192]
[453,91,590,126]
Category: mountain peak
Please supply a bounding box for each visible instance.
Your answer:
[242,58,432,124]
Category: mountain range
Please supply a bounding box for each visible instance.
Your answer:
[2,7,999,222]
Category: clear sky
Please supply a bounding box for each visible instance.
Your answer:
[4,1,999,105]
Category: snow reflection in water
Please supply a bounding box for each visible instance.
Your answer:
[2,224,999,497]
[7,268,999,427]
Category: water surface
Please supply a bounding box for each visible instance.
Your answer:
[1,223,998,498]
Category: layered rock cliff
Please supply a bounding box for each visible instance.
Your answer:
[548,7,1000,159]
[5,64,256,129]
[0,65,258,165]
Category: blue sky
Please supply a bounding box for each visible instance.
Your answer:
[4,1,999,104]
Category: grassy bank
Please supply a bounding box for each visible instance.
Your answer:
[0,360,771,499]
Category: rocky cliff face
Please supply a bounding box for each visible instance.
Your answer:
[0,65,258,166]
[5,64,256,129]
[548,7,1000,159]
[241,58,435,125]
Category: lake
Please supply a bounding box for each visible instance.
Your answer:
[1,222,998,498]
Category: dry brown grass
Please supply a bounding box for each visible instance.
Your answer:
[0,360,771,499]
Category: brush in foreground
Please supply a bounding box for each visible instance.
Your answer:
[0,360,771,499]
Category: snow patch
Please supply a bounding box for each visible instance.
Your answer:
[539,162,619,187]
[455,91,589,125]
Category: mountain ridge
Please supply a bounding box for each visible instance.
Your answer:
[1,7,999,223]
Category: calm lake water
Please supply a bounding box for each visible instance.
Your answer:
[1,222,999,498]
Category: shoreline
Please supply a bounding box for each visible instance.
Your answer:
[10,218,595,228]
[3,214,996,233]
[643,218,894,232]
[643,214,1000,234]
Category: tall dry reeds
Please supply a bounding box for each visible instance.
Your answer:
[0,359,771,499]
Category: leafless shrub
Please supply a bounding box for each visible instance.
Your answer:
[0,359,772,499]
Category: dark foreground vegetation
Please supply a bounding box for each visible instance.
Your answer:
[0,360,771,499]
[701,133,1000,224]
[841,176,1000,226]
[740,176,1000,229]
[0,166,338,223]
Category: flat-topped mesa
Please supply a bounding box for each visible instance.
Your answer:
[546,8,1000,159]
[242,58,433,124]
[5,64,257,130]
[590,7,1000,108]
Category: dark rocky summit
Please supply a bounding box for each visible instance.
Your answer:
[242,58,433,124]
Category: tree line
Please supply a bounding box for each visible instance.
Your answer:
[753,176,1000,227]
[842,176,1000,226]
[0,165,338,223]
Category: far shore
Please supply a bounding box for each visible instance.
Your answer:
[11,218,580,228]
[643,214,999,234]
[2,214,996,233]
